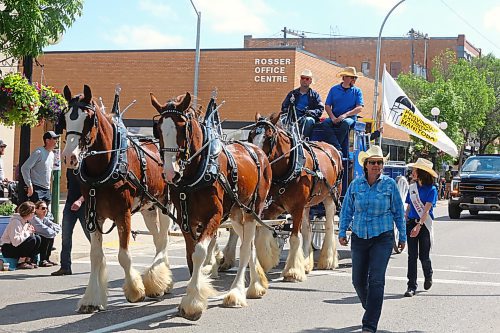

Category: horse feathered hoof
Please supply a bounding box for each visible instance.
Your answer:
[222,289,247,307]
[178,306,202,321]
[77,304,104,314]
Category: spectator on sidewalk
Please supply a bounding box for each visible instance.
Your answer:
[52,155,90,276]
[0,201,41,269]
[31,200,60,267]
[20,131,60,205]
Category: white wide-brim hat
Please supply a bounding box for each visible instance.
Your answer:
[407,158,438,178]
[358,145,389,166]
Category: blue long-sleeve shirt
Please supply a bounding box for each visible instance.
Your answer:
[339,174,406,242]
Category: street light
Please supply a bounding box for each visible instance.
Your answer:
[431,107,448,130]
[373,0,406,145]
[189,0,201,110]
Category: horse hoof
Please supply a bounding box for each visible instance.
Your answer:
[77,305,103,314]
[218,262,234,272]
[146,292,165,299]
[178,306,202,321]
[126,295,145,303]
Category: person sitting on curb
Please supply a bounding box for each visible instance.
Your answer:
[0,201,41,269]
[30,200,60,267]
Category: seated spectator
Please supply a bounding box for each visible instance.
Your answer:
[0,201,41,269]
[30,200,60,267]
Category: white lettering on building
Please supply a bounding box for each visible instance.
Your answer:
[254,58,291,83]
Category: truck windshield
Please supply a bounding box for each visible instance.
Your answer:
[462,157,500,173]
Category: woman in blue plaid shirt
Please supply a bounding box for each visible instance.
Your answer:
[339,145,406,333]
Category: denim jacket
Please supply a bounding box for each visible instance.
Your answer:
[281,88,324,120]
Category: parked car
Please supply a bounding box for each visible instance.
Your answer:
[448,154,500,219]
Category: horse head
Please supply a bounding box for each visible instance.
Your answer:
[60,85,99,163]
[248,112,281,157]
[150,91,195,184]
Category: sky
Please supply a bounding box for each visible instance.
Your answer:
[44,0,499,57]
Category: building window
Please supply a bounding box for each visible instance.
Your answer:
[390,62,402,78]
[361,61,370,76]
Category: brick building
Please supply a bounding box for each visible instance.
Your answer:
[244,34,481,79]
[12,47,411,193]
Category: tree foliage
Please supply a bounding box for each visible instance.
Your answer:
[0,0,83,59]
[398,49,497,167]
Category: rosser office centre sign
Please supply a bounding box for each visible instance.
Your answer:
[254,58,291,83]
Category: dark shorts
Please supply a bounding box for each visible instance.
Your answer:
[29,185,51,205]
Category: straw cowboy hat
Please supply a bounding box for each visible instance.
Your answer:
[358,145,390,166]
[300,69,314,83]
[336,66,362,78]
[407,158,438,178]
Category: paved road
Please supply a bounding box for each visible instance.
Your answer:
[1,201,499,333]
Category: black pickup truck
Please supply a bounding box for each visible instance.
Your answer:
[448,154,500,219]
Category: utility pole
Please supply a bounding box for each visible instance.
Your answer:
[408,28,427,76]
[282,26,287,46]
[281,27,306,49]
[409,28,415,74]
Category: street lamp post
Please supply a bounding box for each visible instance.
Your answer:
[189,0,201,110]
[430,107,448,173]
[373,0,406,144]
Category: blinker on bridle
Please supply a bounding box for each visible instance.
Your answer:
[65,99,97,139]
[158,103,192,164]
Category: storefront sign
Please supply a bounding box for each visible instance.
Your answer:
[254,58,291,83]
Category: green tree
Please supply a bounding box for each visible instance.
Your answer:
[0,0,83,59]
[472,54,500,153]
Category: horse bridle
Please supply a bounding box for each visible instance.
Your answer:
[64,99,98,148]
[158,106,193,169]
[253,117,279,158]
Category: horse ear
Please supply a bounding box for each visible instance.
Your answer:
[178,92,191,112]
[269,112,280,125]
[255,113,261,121]
[63,86,72,102]
[83,85,92,103]
[150,93,163,113]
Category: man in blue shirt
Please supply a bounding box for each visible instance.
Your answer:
[324,67,364,156]
[281,69,324,139]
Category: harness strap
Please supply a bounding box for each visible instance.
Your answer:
[232,141,261,213]
[85,187,116,234]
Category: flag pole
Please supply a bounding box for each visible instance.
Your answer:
[378,64,387,146]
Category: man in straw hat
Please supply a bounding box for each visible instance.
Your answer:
[281,69,324,139]
[323,66,364,156]
[404,158,437,297]
[339,145,406,333]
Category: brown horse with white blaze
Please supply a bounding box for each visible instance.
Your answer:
[151,92,272,320]
[248,113,343,281]
[60,85,173,313]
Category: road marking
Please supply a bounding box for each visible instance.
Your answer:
[74,260,185,269]
[88,307,179,333]
[308,270,500,287]
[389,266,500,275]
[432,254,500,261]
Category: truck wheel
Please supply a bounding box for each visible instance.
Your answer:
[469,209,479,216]
[448,202,461,219]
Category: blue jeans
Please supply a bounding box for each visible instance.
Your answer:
[60,203,90,270]
[351,230,394,333]
[322,117,355,156]
[298,116,316,139]
[406,220,433,290]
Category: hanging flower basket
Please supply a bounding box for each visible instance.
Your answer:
[0,73,40,127]
[34,83,67,125]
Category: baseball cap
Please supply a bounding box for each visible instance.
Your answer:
[43,131,60,141]
[0,139,6,147]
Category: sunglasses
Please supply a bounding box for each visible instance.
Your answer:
[300,76,311,81]
[38,207,47,210]
[367,160,384,165]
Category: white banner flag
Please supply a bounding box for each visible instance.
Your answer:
[382,68,458,157]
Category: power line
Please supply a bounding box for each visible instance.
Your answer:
[439,0,500,53]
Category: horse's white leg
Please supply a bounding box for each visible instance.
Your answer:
[201,236,220,278]
[219,228,238,271]
[301,208,314,274]
[141,208,173,297]
[247,225,269,299]
[78,219,108,313]
[223,215,255,307]
[282,231,306,282]
[255,225,280,272]
[317,197,339,269]
[179,237,217,321]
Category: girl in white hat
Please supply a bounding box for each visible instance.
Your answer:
[404,158,438,297]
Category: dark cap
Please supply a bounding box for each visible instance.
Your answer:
[43,131,60,141]
[0,139,6,147]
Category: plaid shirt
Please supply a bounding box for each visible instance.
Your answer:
[339,174,406,242]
